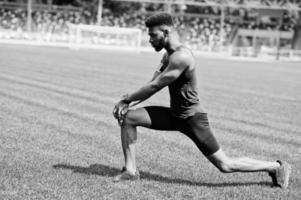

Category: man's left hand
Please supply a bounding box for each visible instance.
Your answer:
[113,100,129,126]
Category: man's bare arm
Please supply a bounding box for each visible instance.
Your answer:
[127,70,161,107]
[123,50,192,104]
[113,67,162,122]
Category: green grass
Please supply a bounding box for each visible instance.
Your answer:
[0,44,300,200]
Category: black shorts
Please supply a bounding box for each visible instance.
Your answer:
[144,106,220,156]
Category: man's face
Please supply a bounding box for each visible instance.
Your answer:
[148,26,166,52]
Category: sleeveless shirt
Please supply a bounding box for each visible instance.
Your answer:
[158,46,203,118]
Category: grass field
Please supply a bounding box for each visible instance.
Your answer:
[0,44,300,200]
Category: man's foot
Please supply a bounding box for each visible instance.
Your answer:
[269,160,291,189]
[113,167,140,182]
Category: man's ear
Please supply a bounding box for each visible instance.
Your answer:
[161,25,171,36]
[163,29,169,36]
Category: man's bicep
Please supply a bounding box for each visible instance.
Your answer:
[161,65,184,79]
[153,62,185,88]
[160,52,189,81]
[151,51,191,89]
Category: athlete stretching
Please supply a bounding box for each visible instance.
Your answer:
[112,13,291,188]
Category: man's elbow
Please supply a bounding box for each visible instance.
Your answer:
[149,82,163,92]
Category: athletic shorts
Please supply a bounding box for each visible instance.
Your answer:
[144,106,220,156]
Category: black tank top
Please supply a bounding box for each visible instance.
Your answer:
[158,46,203,118]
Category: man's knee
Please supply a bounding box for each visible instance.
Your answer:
[121,108,152,128]
[122,110,136,126]
[123,109,145,127]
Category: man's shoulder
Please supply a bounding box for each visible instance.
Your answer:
[169,47,194,67]
[176,45,194,57]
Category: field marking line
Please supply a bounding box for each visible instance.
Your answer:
[0,90,116,128]
[204,84,299,102]
[0,73,118,104]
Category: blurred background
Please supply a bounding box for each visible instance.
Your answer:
[0,0,300,60]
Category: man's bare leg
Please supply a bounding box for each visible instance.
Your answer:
[119,108,152,175]
[207,149,292,188]
[121,123,137,174]
[207,149,280,173]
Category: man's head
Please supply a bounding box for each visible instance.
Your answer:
[145,13,174,52]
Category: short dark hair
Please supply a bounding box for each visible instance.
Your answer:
[145,13,174,28]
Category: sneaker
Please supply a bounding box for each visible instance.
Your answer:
[113,167,140,182]
[269,160,291,189]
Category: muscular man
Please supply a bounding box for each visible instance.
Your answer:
[112,13,291,188]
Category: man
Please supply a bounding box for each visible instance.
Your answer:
[112,13,291,188]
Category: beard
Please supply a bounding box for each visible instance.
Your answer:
[151,37,165,52]
[153,44,164,52]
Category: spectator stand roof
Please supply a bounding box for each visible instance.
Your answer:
[0,1,83,12]
[112,0,301,11]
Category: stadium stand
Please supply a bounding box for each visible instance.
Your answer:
[0,0,300,60]
[0,6,233,50]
